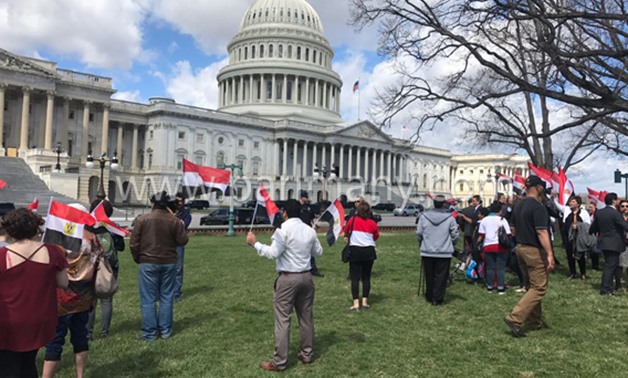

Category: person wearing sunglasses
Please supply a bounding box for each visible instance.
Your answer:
[589,193,628,296]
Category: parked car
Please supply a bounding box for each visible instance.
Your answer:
[188,200,210,210]
[372,202,396,212]
[200,208,256,225]
[345,211,382,223]
[393,204,424,216]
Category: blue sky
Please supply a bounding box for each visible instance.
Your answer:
[0,0,624,196]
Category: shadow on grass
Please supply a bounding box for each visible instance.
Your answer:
[90,349,162,378]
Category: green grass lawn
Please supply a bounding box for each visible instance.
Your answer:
[42,233,628,377]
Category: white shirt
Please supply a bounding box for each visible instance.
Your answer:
[479,214,512,247]
[253,218,323,272]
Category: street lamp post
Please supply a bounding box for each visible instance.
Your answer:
[313,163,337,203]
[218,161,243,237]
[487,167,500,202]
[86,151,119,200]
[52,141,64,172]
[615,169,628,199]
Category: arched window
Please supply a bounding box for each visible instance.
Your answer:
[252,46,256,59]
[260,45,264,58]
[244,47,248,60]
[269,44,273,58]
[312,50,316,63]
[216,152,225,166]
[238,48,241,61]
[287,81,292,101]
[288,45,292,58]
[296,46,301,60]
[278,44,283,58]
[305,48,309,61]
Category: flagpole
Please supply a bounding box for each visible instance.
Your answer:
[250,201,259,232]
[357,78,361,121]
[41,196,54,242]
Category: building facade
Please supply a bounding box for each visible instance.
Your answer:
[0,0,527,206]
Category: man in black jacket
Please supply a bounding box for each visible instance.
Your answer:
[589,192,628,296]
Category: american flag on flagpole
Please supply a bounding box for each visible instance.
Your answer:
[352,80,359,93]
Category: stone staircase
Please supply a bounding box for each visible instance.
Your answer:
[0,157,86,213]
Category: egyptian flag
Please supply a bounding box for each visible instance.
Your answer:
[43,201,96,252]
[0,179,5,189]
[426,193,435,200]
[91,201,129,237]
[513,172,526,194]
[557,167,575,207]
[527,163,555,188]
[27,198,39,211]
[182,159,230,193]
[320,198,345,246]
[256,183,279,225]
[587,188,608,209]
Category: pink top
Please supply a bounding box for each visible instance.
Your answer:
[0,244,68,352]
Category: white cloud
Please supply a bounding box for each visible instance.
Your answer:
[112,90,143,103]
[0,0,147,69]
[163,58,228,109]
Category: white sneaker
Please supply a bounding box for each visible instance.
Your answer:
[515,287,526,293]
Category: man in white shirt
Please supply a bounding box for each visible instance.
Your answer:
[246,199,323,372]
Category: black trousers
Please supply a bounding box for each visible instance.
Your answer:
[349,260,374,300]
[601,250,621,295]
[310,257,319,273]
[0,349,39,378]
[422,256,451,305]
[565,241,586,276]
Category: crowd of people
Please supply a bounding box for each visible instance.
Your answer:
[1,178,627,374]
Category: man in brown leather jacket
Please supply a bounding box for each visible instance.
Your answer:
[130,191,189,340]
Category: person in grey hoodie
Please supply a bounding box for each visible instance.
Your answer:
[416,195,459,305]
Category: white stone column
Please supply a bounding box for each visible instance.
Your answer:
[44,91,55,149]
[356,147,361,179]
[364,149,370,182]
[273,140,280,177]
[371,149,377,182]
[348,146,353,178]
[282,75,287,104]
[81,101,91,157]
[339,144,344,179]
[116,126,124,165]
[218,82,222,107]
[321,144,326,170]
[330,144,335,169]
[19,87,31,151]
[305,78,310,106]
[131,125,138,169]
[60,97,69,150]
[387,152,392,183]
[239,76,244,103]
[282,139,288,176]
[379,150,384,182]
[0,84,5,150]
[100,104,110,154]
[249,75,254,103]
[302,142,308,177]
[292,140,298,177]
[336,86,341,113]
[312,143,317,170]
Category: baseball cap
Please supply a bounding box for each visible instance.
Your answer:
[299,190,308,198]
[525,176,546,188]
[433,194,446,204]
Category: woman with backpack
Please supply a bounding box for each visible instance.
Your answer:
[477,202,512,294]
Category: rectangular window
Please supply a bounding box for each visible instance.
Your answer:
[253,141,260,149]
[196,133,204,143]
[459,183,464,191]
[195,156,203,165]
[178,131,186,140]
[149,130,154,140]
[253,161,259,175]
[69,111,75,120]
[459,170,463,174]
[148,154,153,169]
[176,154,185,170]
[238,139,245,147]
[479,169,484,174]
[89,113,94,122]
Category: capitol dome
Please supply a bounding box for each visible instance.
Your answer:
[216,0,343,125]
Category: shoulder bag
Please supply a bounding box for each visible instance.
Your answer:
[497,218,511,248]
[94,255,119,298]
[341,217,355,263]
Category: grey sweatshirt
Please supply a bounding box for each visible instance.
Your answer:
[416,208,459,258]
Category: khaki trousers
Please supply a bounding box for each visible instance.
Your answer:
[272,273,315,369]
[506,244,549,328]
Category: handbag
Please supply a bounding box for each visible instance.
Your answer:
[498,218,510,248]
[341,217,355,263]
[94,255,119,298]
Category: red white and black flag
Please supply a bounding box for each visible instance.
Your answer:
[256,183,279,225]
[182,159,231,193]
[319,198,346,247]
[43,201,96,252]
[91,201,129,237]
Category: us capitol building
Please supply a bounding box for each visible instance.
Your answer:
[0,0,530,206]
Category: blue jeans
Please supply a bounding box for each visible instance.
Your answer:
[44,312,90,361]
[485,252,508,290]
[175,246,185,299]
[139,263,177,339]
